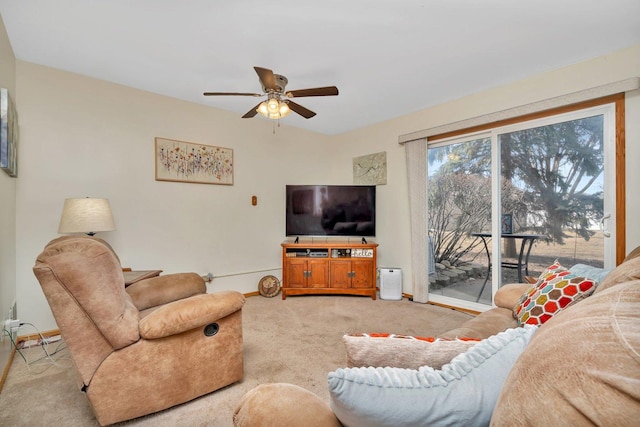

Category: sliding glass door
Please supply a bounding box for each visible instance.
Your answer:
[427,135,493,305]
[427,104,616,311]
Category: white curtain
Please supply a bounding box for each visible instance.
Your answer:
[404,139,428,303]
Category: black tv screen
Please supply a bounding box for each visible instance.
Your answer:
[286,185,376,237]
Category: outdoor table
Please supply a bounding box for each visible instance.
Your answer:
[471,233,547,302]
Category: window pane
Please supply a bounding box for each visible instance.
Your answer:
[499,115,605,284]
[426,105,615,312]
[427,137,493,304]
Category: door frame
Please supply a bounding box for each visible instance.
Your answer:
[428,94,625,263]
[426,95,625,312]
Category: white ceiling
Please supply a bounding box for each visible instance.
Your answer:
[1,1,639,135]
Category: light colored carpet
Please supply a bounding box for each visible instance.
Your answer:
[0,294,473,426]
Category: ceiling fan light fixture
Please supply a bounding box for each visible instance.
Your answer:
[257,101,269,116]
[279,102,290,117]
[267,98,280,113]
[257,98,291,120]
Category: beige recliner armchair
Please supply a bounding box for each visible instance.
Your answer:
[33,236,245,426]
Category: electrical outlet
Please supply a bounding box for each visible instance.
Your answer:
[2,308,10,344]
[5,319,20,330]
[6,299,16,321]
[2,302,18,343]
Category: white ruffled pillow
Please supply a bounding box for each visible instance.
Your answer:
[328,325,537,427]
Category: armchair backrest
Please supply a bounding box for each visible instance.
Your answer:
[33,236,140,387]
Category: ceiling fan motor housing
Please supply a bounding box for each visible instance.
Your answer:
[262,74,288,93]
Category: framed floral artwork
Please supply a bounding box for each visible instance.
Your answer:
[155,137,233,185]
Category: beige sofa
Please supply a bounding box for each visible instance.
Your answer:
[234,247,640,426]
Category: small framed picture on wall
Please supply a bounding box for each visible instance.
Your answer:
[0,88,18,177]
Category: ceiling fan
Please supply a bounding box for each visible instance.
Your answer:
[203,66,339,120]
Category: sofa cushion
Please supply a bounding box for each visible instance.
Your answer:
[492,280,640,426]
[513,261,596,326]
[494,283,530,309]
[623,245,640,262]
[343,333,480,370]
[328,325,537,427]
[594,250,640,294]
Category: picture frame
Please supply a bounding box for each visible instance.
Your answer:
[353,151,387,185]
[155,137,233,185]
[501,213,513,234]
[1,88,18,177]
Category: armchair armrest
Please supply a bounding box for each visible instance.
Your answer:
[126,272,206,310]
[139,291,245,339]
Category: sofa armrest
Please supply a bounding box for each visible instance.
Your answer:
[139,290,245,339]
[438,307,517,340]
[494,283,530,309]
[126,272,206,310]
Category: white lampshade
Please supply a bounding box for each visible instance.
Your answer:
[58,198,116,236]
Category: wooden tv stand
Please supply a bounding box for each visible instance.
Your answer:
[281,240,378,300]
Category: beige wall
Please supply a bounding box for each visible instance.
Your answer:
[0,14,16,377]
[8,42,640,332]
[15,62,332,330]
[328,44,640,291]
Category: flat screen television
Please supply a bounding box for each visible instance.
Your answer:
[286,185,376,237]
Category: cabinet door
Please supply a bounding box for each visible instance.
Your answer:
[308,259,329,288]
[351,259,373,288]
[330,260,352,288]
[286,258,308,288]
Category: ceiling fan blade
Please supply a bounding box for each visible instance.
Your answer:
[285,86,339,98]
[254,66,277,92]
[203,92,262,97]
[242,102,262,118]
[287,101,316,119]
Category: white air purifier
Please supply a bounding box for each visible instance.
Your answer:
[379,268,402,300]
